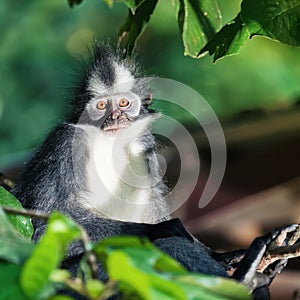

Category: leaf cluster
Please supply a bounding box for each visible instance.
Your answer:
[0,187,250,299]
[68,0,300,61]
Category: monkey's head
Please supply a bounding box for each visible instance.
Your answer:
[70,42,153,134]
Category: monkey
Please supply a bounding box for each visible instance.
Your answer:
[11,42,293,299]
[13,43,169,226]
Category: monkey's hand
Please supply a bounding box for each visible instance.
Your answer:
[257,223,300,274]
[231,224,300,299]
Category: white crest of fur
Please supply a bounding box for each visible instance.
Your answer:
[87,72,108,96]
[87,63,135,97]
[113,63,135,94]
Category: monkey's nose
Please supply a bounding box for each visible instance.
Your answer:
[111,110,121,120]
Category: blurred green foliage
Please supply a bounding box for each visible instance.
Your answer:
[0,0,126,167]
[1,0,300,168]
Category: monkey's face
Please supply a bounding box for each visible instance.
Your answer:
[86,92,142,134]
[78,49,152,133]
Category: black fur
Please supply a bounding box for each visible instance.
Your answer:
[70,43,115,119]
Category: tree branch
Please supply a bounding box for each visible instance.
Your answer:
[2,205,99,279]
[2,206,49,220]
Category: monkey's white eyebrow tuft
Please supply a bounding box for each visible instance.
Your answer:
[87,72,109,97]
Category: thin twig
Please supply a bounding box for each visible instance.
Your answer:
[99,280,118,300]
[63,278,118,299]
[2,205,99,279]
[63,278,87,296]
[77,223,99,279]
[2,206,49,220]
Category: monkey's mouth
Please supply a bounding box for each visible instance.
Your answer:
[103,123,128,133]
[102,116,129,133]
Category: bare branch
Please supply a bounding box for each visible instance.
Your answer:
[77,223,99,279]
[2,206,49,220]
[2,205,99,279]
[99,280,118,300]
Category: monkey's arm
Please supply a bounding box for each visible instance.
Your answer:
[12,123,86,223]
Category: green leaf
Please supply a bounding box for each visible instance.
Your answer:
[94,236,186,274]
[199,14,249,62]
[85,279,105,298]
[0,187,33,239]
[175,274,251,300]
[98,235,149,249]
[118,0,158,56]
[94,236,249,300]
[0,207,33,264]
[176,0,222,57]
[201,0,300,61]
[103,0,114,7]
[94,237,187,299]
[241,0,300,46]
[0,263,28,300]
[107,251,186,300]
[123,0,146,14]
[20,212,81,299]
[48,296,74,300]
[50,269,71,284]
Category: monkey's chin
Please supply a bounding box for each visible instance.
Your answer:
[104,128,121,135]
[102,123,129,134]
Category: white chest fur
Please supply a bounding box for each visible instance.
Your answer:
[74,117,165,223]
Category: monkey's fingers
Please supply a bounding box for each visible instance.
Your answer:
[258,224,300,273]
[269,223,299,249]
[231,231,276,291]
[231,225,299,293]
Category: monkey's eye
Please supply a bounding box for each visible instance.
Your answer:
[96,100,107,110]
[119,98,130,108]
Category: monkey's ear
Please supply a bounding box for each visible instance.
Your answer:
[143,92,153,106]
